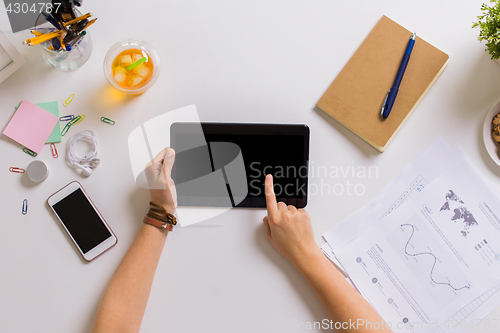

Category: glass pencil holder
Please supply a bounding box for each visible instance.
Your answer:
[34,10,93,71]
[40,30,93,71]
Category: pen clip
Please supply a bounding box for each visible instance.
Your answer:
[380,89,391,116]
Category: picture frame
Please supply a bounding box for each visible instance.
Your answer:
[0,26,26,84]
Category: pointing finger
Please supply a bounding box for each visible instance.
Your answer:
[265,174,278,216]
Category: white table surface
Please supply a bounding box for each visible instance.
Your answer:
[1,0,500,332]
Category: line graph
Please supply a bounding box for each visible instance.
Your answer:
[401,224,470,291]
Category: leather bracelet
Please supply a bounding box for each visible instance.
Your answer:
[143,216,174,231]
[144,202,177,231]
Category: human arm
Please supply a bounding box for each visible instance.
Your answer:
[91,148,176,333]
[263,175,392,333]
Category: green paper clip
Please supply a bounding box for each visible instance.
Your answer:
[100,117,115,125]
[69,115,82,126]
[61,122,72,136]
[22,147,37,157]
[72,114,85,126]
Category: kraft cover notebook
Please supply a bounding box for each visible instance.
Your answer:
[316,15,449,152]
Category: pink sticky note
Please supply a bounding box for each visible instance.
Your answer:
[3,100,59,154]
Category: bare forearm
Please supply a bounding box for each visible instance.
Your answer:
[92,224,168,333]
[296,248,392,333]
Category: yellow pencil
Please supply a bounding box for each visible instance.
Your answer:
[25,31,63,46]
[77,18,97,32]
[64,12,93,27]
[59,36,67,51]
[26,32,61,45]
[29,30,62,41]
[24,29,46,43]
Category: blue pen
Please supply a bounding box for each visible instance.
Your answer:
[51,37,61,51]
[381,32,416,119]
[41,10,62,30]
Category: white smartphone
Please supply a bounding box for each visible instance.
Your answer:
[47,181,117,261]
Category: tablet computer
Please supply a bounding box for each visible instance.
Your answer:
[170,123,309,208]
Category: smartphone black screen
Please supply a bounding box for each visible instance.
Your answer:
[52,188,111,254]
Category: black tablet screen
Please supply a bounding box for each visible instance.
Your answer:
[171,123,309,208]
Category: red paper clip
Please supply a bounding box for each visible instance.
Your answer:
[9,167,25,173]
[50,143,58,158]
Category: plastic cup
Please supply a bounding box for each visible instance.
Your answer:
[103,39,161,94]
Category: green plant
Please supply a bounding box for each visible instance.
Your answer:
[473,0,500,59]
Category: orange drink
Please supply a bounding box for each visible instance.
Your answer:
[104,39,160,94]
[112,49,154,90]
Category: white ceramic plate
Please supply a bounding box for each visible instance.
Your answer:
[483,100,500,166]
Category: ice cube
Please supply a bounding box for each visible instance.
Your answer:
[119,55,133,66]
[113,67,127,84]
[132,53,143,63]
[133,64,150,78]
[130,75,145,87]
[137,66,150,78]
[112,65,123,75]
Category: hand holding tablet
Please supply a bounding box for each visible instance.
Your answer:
[145,147,177,215]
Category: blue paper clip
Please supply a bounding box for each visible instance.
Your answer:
[59,115,75,122]
[22,199,28,215]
